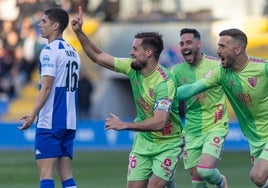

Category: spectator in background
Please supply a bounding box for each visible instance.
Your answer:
[1,29,21,99]
[78,71,93,119]
[20,23,43,83]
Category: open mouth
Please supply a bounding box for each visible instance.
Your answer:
[183,50,192,57]
[182,50,193,62]
[218,55,225,62]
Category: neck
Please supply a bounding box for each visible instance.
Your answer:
[141,61,158,76]
[48,33,63,43]
[233,55,248,72]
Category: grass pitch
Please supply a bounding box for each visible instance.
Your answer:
[0,150,253,188]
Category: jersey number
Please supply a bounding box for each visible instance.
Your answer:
[66,61,79,92]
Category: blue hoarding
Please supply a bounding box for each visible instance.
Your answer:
[0,120,249,151]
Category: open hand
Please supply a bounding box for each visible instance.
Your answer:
[105,113,126,131]
[18,115,35,130]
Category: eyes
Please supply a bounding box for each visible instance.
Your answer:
[179,40,193,47]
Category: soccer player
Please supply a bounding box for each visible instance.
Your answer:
[170,28,229,188]
[18,7,80,188]
[177,28,268,188]
[71,6,184,188]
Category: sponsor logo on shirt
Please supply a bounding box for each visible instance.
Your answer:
[138,96,151,111]
[162,120,172,136]
[237,93,252,105]
[149,88,154,98]
[41,55,54,68]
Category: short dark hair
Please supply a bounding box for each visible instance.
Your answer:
[44,7,69,33]
[135,32,164,60]
[219,28,247,48]
[180,28,201,40]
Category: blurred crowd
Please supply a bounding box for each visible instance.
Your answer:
[0,0,90,100]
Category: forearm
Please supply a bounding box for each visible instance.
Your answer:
[125,111,168,131]
[74,30,115,70]
[177,80,207,100]
[30,87,51,118]
[74,30,102,62]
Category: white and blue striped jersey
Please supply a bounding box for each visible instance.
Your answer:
[37,38,81,130]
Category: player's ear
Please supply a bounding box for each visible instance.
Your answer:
[145,49,153,58]
[53,22,60,31]
[234,45,242,55]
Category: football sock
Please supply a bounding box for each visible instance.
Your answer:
[197,166,222,185]
[40,179,54,188]
[192,179,208,188]
[62,178,77,188]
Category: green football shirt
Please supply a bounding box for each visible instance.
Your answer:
[177,57,268,142]
[171,54,229,136]
[114,57,184,143]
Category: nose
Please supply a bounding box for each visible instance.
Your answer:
[216,47,221,55]
[130,49,134,56]
[38,21,42,28]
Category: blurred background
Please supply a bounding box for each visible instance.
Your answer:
[0,0,268,151]
[1,1,267,187]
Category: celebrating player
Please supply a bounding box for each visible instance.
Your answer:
[71,6,184,188]
[177,28,268,188]
[170,28,229,188]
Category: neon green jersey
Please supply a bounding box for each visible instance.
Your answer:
[171,54,229,136]
[177,57,268,142]
[114,58,183,143]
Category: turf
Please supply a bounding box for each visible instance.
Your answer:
[0,150,253,188]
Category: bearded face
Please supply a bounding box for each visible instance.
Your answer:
[130,60,147,70]
[130,38,149,71]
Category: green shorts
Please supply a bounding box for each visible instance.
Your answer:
[127,136,184,182]
[183,130,228,169]
[249,140,268,164]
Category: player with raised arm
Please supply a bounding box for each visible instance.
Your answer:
[71,6,184,188]
[177,28,268,188]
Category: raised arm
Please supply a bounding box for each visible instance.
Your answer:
[71,6,115,70]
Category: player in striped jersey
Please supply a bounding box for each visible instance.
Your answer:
[170,28,229,188]
[72,6,184,188]
[177,28,268,188]
[19,7,80,188]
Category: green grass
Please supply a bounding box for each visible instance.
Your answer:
[0,151,253,188]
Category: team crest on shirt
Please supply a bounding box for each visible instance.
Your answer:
[248,77,257,87]
[204,70,213,78]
